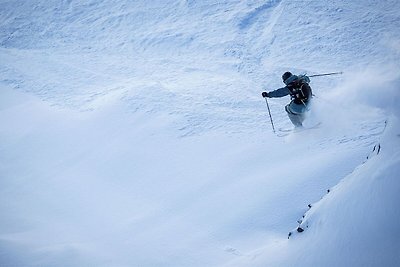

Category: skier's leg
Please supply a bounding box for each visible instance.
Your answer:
[285,105,305,127]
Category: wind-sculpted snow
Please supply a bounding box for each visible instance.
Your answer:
[0,0,399,266]
[238,1,282,30]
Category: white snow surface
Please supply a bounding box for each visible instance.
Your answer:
[1,0,400,266]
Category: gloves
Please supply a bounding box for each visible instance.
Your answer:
[262,91,269,98]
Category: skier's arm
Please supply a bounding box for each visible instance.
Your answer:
[267,87,290,98]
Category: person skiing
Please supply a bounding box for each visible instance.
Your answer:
[262,72,312,127]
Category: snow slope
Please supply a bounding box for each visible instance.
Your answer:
[1,0,399,266]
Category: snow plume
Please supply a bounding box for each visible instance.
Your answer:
[310,67,398,136]
[338,68,399,115]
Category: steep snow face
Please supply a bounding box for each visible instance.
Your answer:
[293,119,400,267]
[1,0,399,266]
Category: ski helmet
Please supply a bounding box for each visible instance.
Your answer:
[282,71,293,83]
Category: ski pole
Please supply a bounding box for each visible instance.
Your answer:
[308,71,343,78]
[264,97,276,133]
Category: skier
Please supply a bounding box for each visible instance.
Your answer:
[262,72,312,127]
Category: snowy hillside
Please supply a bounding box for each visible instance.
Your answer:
[1,0,399,266]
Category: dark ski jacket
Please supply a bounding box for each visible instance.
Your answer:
[268,75,312,105]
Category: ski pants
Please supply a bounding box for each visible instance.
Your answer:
[285,100,310,127]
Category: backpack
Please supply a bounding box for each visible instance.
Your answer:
[287,75,312,104]
[297,74,310,84]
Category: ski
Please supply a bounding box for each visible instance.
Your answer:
[277,122,322,137]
